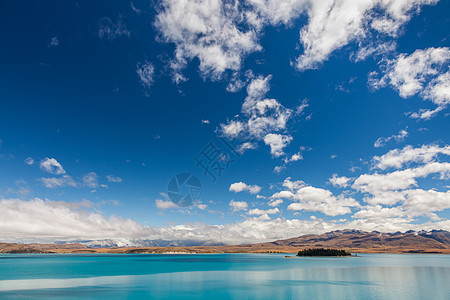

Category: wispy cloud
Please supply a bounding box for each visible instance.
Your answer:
[374,127,408,148]
[369,47,450,119]
[137,61,155,89]
[98,17,130,40]
[106,175,122,183]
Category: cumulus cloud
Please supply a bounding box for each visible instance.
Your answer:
[98,17,130,40]
[2,195,450,244]
[220,75,297,158]
[241,75,293,139]
[282,177,306,191]
[229,182,261,194]
[156,0,436,79]
[286,186,360,216]
[353,188,450,219]
[156,199,179,209]
[155,0,261,80]
[370,47,450,119]
[0,198,146,241]
[374,127,408,148]
[264,134,293,157]
[39,158,65,175]
[329,174,352,188]
[283,152,303,164]
[401,189,450,216]
[353,161,450,196]
[229,200,248,211]
[295,0,438,70]
[221,120,245,138]
[247,207,280,215]
[137,61,155,89]
[272,177,359,216]
[373,144,450,170]
[353,205,407,219]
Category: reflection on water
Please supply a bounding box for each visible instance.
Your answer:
[0,254,449,299]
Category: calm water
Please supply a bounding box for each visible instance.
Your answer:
[0,253,449,299]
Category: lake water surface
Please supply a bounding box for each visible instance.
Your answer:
[0,253,449,299]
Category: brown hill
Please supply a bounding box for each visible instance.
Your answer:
[1,230,450,254]
[257,229,450,253]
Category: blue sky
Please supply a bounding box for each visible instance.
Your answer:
[0,0,449,244]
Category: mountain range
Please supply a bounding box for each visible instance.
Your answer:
[2,229,450,254]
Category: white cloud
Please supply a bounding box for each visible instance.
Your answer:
[48,36,59,47]
[329,174,352,188]
[264,134,293,157]
[353,189,450,219]
[229,182,261,194]
[220,75,297,158]
[374,127,408,148]
[272,177,359,216]
[98,17,130,40]
[0,198,145,241]
[248,0,308,27]
[155,0,261,80]
[130,2,142,14]
[353,205,407,219]
[156,199,179,209]
[156,0,436,79]
[243,76,293,139]
[236,142,258,154]
[295,0,438,70]
[282,177,305,191]
[106,175,122,183]
[353,162,450,196]
[247,207,280,215]
[41,175,77,189]
[221,120,244,138]
[201,119,210,124]
[229,200,248,211]
[373,144,450,170]
[283,152,303,164]
[83,172,99,188]
[197,203,208,210]
[268,199,283,207]
[3,196,450,244]
[370,47,450,119]
[39,158,65,175]
[24,157,34,165]
[273,165,286,173]
[286,186,360,216]
[137,61,155,89]
[401,189,450,216]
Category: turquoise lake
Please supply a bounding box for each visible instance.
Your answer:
[0,253,449,299]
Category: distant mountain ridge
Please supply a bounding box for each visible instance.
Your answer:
[55,238,226,248]
[1,229,450,254]
[259,229,450,251]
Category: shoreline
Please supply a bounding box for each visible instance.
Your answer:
[2,248,450,255]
